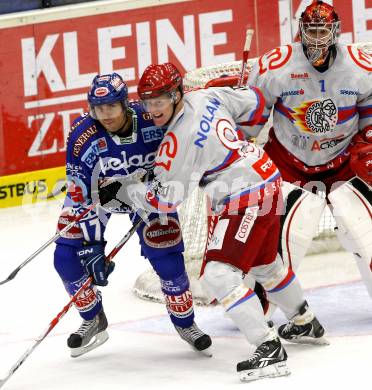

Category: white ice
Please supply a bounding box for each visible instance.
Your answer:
[0,200,371,390]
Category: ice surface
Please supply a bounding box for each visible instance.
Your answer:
[0,200,371,389]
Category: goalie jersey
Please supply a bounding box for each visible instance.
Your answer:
[142,87,282,214]
[247,42,372,169]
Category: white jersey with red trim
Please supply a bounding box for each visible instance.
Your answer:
[247,42,372,167]
[145,87,282,214]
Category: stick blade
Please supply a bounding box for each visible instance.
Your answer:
[0,269,19,285]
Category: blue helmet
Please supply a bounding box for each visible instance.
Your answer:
[88,73,128,116]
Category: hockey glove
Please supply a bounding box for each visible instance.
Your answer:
[77,241,115,286]
[349,127,372,186]
[98,180,133,213]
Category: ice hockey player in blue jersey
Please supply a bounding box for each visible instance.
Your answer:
[53,72,212,358]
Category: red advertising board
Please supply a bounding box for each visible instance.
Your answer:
[0,0,370,177]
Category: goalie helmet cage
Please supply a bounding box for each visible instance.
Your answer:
[133,42,372,305]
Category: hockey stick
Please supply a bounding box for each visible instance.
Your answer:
[43,182,67,200]
[0,217,143,389]
[237,28,254,87]
[0,201,99,286]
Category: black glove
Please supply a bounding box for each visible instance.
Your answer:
[98,180,132,213]
[98,180,122,204]
[77,242,115,286]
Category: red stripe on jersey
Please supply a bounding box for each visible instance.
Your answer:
[237,86,266,126]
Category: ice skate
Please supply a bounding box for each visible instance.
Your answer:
[237,337,290,382]
[174,322,212,357]
[278,301,329,345]
[67,309,109,357]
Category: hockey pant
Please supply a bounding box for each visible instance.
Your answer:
[201,195,308,346]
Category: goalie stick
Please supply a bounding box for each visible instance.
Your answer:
[238,28,254,87]
[204,28,254,89]
[0,217,143,389]
[0,201,99,286]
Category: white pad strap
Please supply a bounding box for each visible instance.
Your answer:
[280,182,326,270]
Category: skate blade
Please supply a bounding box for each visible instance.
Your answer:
[197,346,213,357]
[283,335,329,346]
[239,361,291,382]
[70,330,109,358]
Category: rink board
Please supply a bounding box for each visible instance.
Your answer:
[0,0,370,178]
[0,166,65,208]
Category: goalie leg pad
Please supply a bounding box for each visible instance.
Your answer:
[329,178,372,259]
[203,261,273,346]
[329,178,372,297]
[280,182,326,270]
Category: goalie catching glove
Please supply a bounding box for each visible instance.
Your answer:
[349,126,372,186]
[77,241,115,286]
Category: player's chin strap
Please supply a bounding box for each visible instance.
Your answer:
[329,177,372,298]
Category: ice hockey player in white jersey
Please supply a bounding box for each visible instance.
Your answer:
[247,1,372,317]
[102,62,327,382]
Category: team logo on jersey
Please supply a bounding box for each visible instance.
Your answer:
[73,125,98,156]
[141,126,164,143]
[143,217,182,248]
[98,151,156,175]
[81,137,108,168]
[311,134,345,151]
[340,89,360,96]
[292,99,338,135]
[291,72,310,80]
[234,207,259,244]
[291,134,309,150]
[280,89,304,98]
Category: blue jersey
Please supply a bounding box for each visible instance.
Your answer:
[57,102,165,246]
[55,101,193,329]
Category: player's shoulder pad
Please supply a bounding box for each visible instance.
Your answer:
[257,43,295,76]
[129,100,154,123]
[341,44,372,73]
[67,113,100,158]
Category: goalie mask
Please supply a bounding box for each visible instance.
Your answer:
[299,1,340,67]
